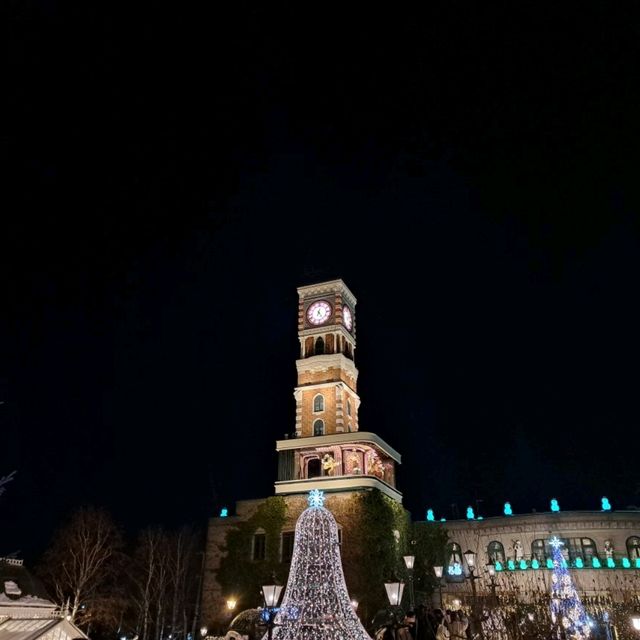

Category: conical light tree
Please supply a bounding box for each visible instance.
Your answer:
[269,490,371,640]
[548,537,591,639]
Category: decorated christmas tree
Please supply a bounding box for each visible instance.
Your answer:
[548,537,591,639]
[270,490,371,640]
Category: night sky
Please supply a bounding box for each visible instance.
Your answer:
[3,4,640,561]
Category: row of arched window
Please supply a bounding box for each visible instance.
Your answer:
[485,536,640,563]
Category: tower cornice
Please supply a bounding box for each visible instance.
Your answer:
[297,279,357,308]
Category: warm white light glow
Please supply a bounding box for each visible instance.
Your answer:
[262,584,283,608]
[631,616,640,631]
[384,581,405,606]
[463,549,476,568]
[200,627,208,637]
[351,600,358,610]
[226,598,237,611]
[487,565,496,577]
[403,555,415,570]
[433,565,443,578]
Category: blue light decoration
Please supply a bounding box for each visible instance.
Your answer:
[447,562,463,576]
[519,559,527,570]
[575,558,584,568]
[507,560,515,571]
[495,561,503,572]
[635,558,640,569]
[548,537,591,639]
[426,509,435,521]
[503,502,513,516]
[308,489,325,508]
[466,506,475,520]
[440,518,447,522]
[219,507,228,517]
[477,516,484,520]
[550,498,560,512]
[592,557,601,568]
[546,558,554,569]
[531,559,540,569]
[622,557,631,568]
[607,557,615,568]
[601,496,612,511]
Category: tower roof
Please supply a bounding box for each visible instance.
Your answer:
[297,279,357,306]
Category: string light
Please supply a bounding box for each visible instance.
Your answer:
[548,538,591,639]
[271,492,370,639]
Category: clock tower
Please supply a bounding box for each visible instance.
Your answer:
[275,279,402,502]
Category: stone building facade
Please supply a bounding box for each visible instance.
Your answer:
[434,510,640,605]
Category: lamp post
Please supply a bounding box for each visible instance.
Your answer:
[463,550,485,640]
[403,555,417,640]
[384,579,405,640]
[433,566,444,609]
[261,581,283,640]
[485,564,498,605]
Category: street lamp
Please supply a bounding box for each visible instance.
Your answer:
[463,550,484,640]
[403,555,415,610]
[384,580,406,640]
[199,627,207,638]
[485,564,498,603]
[433,566,444,609]
[631,613,640,633]
[261,581,283,640]
[403,555,417,639]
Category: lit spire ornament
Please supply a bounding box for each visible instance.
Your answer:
[548,537,591,639]
[269,491,371,639]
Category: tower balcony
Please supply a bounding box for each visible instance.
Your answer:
[275,431,402,501]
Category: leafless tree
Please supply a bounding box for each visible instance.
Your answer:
[38,506,124,626]
[0,470,16,497]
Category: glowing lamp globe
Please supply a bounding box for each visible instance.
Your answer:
[433,566,444,578]
[384,581,405,606]
[261,584,283,608]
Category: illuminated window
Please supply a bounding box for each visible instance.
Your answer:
[487,541,506,564]
[313,419,324,436]
[281,532,295,563]
[446,542,464,582]
[627,536,640,560]
[531,539,546,562]
[253,533,266,561]
[313,395,324,412]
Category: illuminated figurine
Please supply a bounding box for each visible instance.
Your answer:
[513,539,523,562]
[604,539,614,559]
[322,453,338,475]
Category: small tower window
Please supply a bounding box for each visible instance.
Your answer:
[313,395,324,413]
[313,419,324,436]
[347,399,351,417]
[315,337,325,355]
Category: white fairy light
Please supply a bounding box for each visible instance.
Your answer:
[271,492,370,639]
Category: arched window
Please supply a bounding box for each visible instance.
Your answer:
[487,541,505,564]
[446,542,464,581]
[627,536,640,560]
[313,419,324,436]
[347,399,352,417]
[579,538,598,561]
[532,539,546,562]
[307,458,321,478]
[315,337,325,355]
[313,394,324,412]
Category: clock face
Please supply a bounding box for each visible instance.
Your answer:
[307,300,332,325]
[342,305,353,331]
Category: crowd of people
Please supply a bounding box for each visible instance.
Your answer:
[373,606,472,640]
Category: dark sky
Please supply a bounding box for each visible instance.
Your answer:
[3,3,640,561]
